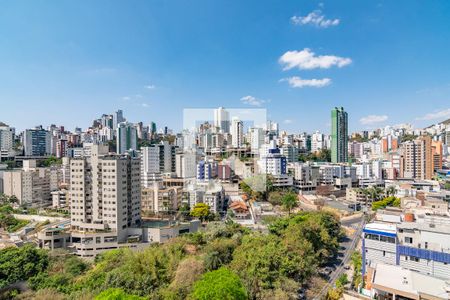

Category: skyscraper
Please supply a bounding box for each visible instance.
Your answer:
[231,117,244,148]
[402,136,433,180]
[331,107,348,163]
[150,122,157,136]
[116,122,138,154]
[113,109,125,130]
[214,107,230,133]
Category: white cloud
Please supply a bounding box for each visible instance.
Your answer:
[122,96,131,101]
[415,108,450,121]
[280,76,331,88]
[291,10,340,28]
[141,103,150,108]
[359,115,388,125]
[279,48,352,70]
[145,84,156,89]
[284,119,293,124]
[240,95,265,106]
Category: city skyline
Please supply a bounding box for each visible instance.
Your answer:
[1,1,450,132]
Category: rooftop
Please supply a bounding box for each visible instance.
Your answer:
[372,263,449,299]
[364,222,397,234]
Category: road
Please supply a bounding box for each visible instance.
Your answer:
[313,215,365,300]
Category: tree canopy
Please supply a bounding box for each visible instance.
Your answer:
[190,267,247,300]
[190,203,211,222]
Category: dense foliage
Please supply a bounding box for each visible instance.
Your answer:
[0,245,49,288]
[372,196,401,210]
[0,211,341,299]
[189,267,247,300]
[299,149,331,162]
[0,203,30,232]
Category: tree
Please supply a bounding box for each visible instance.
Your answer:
[350,252,363,290]
[444,182,450,190]
[190,268,247,300]
[281,192,298,215]
[386,186,397,197]
[336,273,349,288]
[190,203,211,222]
[95,288,146,300]
[0,245,49,288]
[178,203,191,221]
[239,181,252,195]
[42,156,62,167]
[372,196,401,211]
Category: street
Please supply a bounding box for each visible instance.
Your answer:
[313,215,365,300]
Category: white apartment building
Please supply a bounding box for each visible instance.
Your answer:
[175,151,196,178]
[141,146,161,188]
[311,131,324,153]
[214,107,230,134]
[69,145,141,256]
[363,216,450,281]
[185,181,225,213]
[231,117,244,148]
[249,127,264,155]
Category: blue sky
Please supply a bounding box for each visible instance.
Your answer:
[1,0,450,133]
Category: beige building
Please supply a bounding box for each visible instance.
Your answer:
[69,145,141,256]
[141,183,182,215]
[3,160,51,207]
[401,136,433,180]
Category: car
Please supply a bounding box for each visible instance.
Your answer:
[344,265,351,270]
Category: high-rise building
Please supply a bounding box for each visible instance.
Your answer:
[23,126,51,156]
[69,145,141,252]
[175,151,196,178]
[116,122,138,154]
[141,146,161,188]
[249,127,264,154]
[56,139,68,158]
[401,136,433,180]
[158,141,177,173]
[150,122,157,136]
[431,140,443,171]
[0,122,15,159]
[231,117,244,148]
[331,107,348,163]
[113,109,125,130]
[214,107,230,133]
[311,131,324,153]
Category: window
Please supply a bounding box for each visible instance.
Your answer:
[383,251,386,257]
[410,256,419,262]
[405,237,413,244]
[424,242,428,249]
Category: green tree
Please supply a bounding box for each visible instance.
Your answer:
[0,245,49,288]
[95,288,146,300]
[190,268,247,300]
[281,192,298,215]
[190,203,211,222]
[350,252,362,290]
[42,156,62,167]
[336,273,349,288]
[444,182,450,190]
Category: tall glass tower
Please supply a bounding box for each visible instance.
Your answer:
[331,107,348,163]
